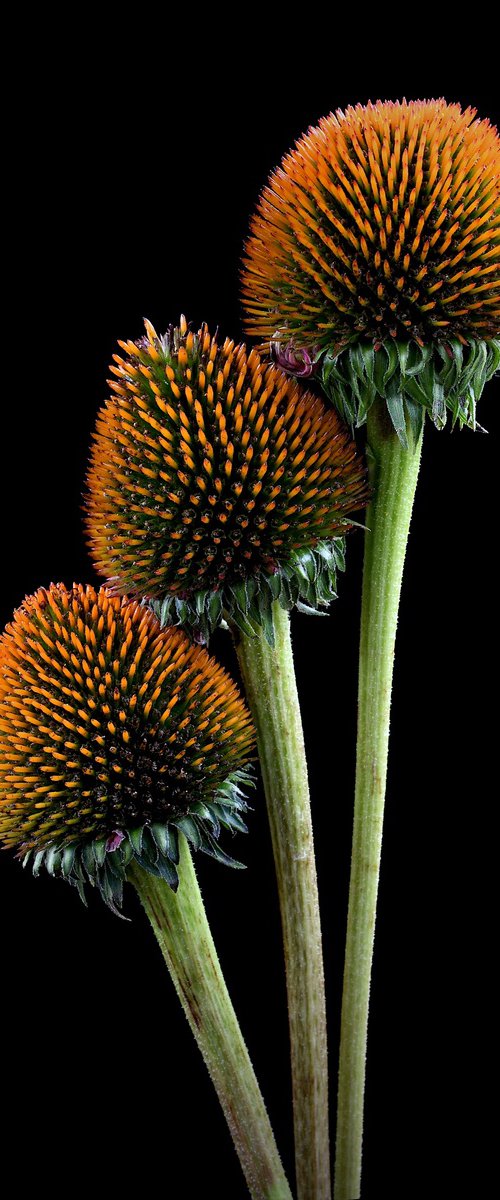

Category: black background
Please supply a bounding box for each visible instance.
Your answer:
[2,40,498,1199]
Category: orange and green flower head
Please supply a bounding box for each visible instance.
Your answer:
[243,99,500,442]
[85,318,368,642]
[0,583,255,912]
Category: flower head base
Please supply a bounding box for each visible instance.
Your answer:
[86,318,368,641]
[0,584,254,912]
[243,100,500,352]
[243,100,500,445]
[322,336,500,446]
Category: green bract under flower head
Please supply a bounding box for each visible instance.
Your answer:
[85,318,368,641]
[0,583,255,912]
[321,337,500,446]
[242,99,500,444]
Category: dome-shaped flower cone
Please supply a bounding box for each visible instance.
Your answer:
[85,318,369,641]
[0,583,255,912]
[242,99,500,443]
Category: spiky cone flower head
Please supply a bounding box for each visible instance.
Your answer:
[0,583,255,913]
[85,317,368,643]
[242,99,500,446]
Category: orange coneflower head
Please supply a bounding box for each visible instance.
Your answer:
[0,583,254,910]
[85,318,368,641]
[243,99,500,352]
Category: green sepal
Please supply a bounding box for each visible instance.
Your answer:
[21,767,253,916]
[176,815,203,850]
[151,822,170,855]
[155,856,179,889]
[61,845,76,877]
[321,337,500,446]
[150,538,346,645]
[93,837,108,868]
[128,826,144,855]
[45,846,61,875]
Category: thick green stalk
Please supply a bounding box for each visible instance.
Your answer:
[235,602,330,1200]
[334,405,424,1200]
[129,837,292,1200]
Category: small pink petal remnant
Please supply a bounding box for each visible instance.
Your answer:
[270,338,320,379]
[106,830,125,853]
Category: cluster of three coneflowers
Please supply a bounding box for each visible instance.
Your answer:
[1,98,499,1200]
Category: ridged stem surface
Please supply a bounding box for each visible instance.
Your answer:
[130,838,292,1200]
[334,406,423,1199]
[236,603,330,1200]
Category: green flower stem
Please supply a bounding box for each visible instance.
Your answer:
[235,602,330,1200]
[129,837,292,1200]
[334,404,424,1200]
